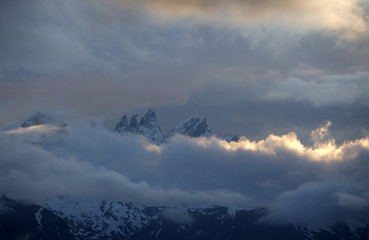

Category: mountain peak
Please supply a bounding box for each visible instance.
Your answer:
[115,110,216,143]
[20,112,53,128]
[140,109,158,127]
[145,108,156,117]
[115,109,165,144]
[115,115,129,132]
[15,112,67,129]
[168,116,214,138]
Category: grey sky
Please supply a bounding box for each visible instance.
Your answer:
[1,0,368,140]
[1,0,368,146]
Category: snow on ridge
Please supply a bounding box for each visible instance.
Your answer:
[41,197,249,240]
[35,207,43,229]
[114,109,229,144]
[6,109,239,145]
[42,197,151,239]
[167,116,214,138]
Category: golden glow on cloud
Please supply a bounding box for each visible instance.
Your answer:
[113,0,368,37]
[225,134,369,162]
[4,125,68,135]
[167,131,369,162]
[198,120,369,162]
[6,121,369,164]
[145,144,162,153]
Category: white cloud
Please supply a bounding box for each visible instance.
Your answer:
[336,192,369,210]
[161,208,193,224]
[264,72,369,105]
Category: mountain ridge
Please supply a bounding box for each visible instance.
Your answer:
[4,109,240,144]
[114,109,237,144]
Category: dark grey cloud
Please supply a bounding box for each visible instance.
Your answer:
[0,129,249,206]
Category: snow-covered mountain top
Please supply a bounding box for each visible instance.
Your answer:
[168,116,214,138]
[4,112,67,131]
[115,109,166,144]
[5,109,239,145]
[114,109,241,144]
[21,112,54,128]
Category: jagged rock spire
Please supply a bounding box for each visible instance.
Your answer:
[168,116,214,138]
[115,109,218,144]
[115,109,165,144]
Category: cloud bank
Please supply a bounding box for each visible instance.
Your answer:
[1,118,369,226]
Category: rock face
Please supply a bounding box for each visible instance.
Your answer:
[115,109,166,144]
[168,116,214,138]
[1,196,368,240]
[114,109,234,144]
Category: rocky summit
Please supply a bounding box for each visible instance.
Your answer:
[167,116,214,138]
[115,109,219,144]
[115,109,166,144]
[4,112,67,130]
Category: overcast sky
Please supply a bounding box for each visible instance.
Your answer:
[1,0,369,227]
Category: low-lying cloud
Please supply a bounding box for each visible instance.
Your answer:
[161,208,193,224]
[1,118,369,226]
